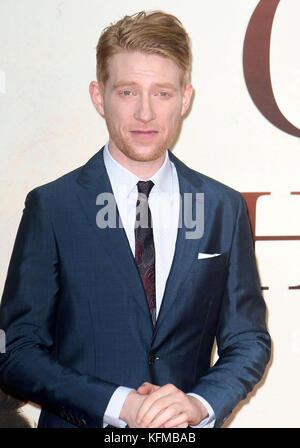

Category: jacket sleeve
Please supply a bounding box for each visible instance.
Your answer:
[191,193,271,427]
[0,188,118,427]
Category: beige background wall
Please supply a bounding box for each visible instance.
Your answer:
[0,0,299,427]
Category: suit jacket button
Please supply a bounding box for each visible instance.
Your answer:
[148,353,156,365]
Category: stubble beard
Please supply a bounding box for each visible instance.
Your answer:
[112,138,166,163]
[107,120,182,163]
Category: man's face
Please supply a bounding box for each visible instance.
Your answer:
[91,51,193,165]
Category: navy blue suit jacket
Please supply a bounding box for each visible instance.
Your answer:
[0,148,271,427]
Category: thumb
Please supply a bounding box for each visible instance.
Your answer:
[137,382,159,395]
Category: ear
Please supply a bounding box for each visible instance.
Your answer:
[89,81,105,116]
[181,83,193,117]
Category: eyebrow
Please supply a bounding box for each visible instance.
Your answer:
[155,83,179,91]
[113,81,138,89]
[113,81,178,91]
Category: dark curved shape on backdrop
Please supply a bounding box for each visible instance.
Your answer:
[243,0,300,138]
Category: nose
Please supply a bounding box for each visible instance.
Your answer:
[134,94,156,123]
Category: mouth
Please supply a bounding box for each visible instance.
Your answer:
[130,130,159,141]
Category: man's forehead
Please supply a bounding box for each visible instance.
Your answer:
[106,51,183,84]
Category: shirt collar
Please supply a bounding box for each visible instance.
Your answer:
[103,142,173,197]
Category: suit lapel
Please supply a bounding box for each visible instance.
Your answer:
[153,153,205,332]
[76,147,151,321]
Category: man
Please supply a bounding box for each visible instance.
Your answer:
[0,11,270,428]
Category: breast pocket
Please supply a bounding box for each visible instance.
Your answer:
[189,252,228,273]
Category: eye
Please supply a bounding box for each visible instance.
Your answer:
[155,91,172,99]
[119,90,135,97]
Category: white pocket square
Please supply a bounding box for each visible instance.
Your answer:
[197,253,221,259]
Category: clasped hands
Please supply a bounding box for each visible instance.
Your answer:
[120,382,208,428]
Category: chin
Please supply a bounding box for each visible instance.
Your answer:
[118,139,167,163]
[128,147,166,163]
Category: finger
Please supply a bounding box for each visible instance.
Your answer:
[136,384,178,425]
[137,382,159,395]
[139,393,183,427]
[162,412,189,428]
[173,422,189,428]
[136,391,172,425]
[148,404,182,428]
[136,387,149,395]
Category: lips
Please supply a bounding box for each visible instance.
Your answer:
[131,130,158,134]
[130,130,159,140]
[130,129,158,142]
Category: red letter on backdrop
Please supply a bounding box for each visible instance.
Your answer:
[243,0,300,137]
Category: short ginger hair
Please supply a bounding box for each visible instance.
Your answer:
[96,11,192,87]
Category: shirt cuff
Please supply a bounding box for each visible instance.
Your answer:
[103,386,134,428]
[187,393,216,428]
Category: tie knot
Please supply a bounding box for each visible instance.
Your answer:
[137,180,154,198]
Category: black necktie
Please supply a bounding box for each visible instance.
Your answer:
[134,181,156,325]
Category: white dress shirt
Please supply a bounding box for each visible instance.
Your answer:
[102,142,215,428]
